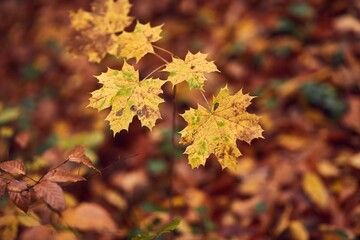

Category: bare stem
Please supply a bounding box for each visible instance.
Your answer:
[199,90,212,110]
[169,85,177,220]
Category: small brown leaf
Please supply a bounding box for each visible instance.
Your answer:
[7,180,31,213]
[0,160,25,175]
[43,169,86,183]
[34,181,65,211]
[68,146,100,173]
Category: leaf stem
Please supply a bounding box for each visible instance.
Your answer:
[153,45,174,57]
[199,90,212,110]
[143,64,167,80]
[153,52,170,64]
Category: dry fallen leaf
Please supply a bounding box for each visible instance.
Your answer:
[274,205,292,236]
[61,202,117,232]
[289,220,309,240]
[110,170,148,193]
[302,172,329,209]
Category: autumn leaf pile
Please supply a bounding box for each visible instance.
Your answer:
[1,0,360,239]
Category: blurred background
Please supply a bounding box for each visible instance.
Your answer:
[0,0,360,239]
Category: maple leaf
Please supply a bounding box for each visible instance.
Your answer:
[163,51,219,89]
[116,21,163,62]
[179,86,263,170]
[88,62,165,134]
[69,0,132,62]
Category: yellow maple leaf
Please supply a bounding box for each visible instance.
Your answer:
[117,21,163,62]
[88,62,165,134]
[69,0,132,62]
[179,86,263,170]
[163,51,219,89]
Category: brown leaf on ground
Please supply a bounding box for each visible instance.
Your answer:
[110,170,148,193]
[302,172,329,209]
[61,202,117,232]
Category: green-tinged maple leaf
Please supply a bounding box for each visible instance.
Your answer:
[88,62,165,134]
[117,21,163,62]
[163,51,219,89]
[179,86,263,170]
[69,0,132,62]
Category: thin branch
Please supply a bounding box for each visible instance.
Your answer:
[37,159,69,183]
[169,85,177,220]
[23,174,38,183]
[87,153,139,178]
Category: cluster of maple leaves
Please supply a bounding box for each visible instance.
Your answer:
[71,0,263,171]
